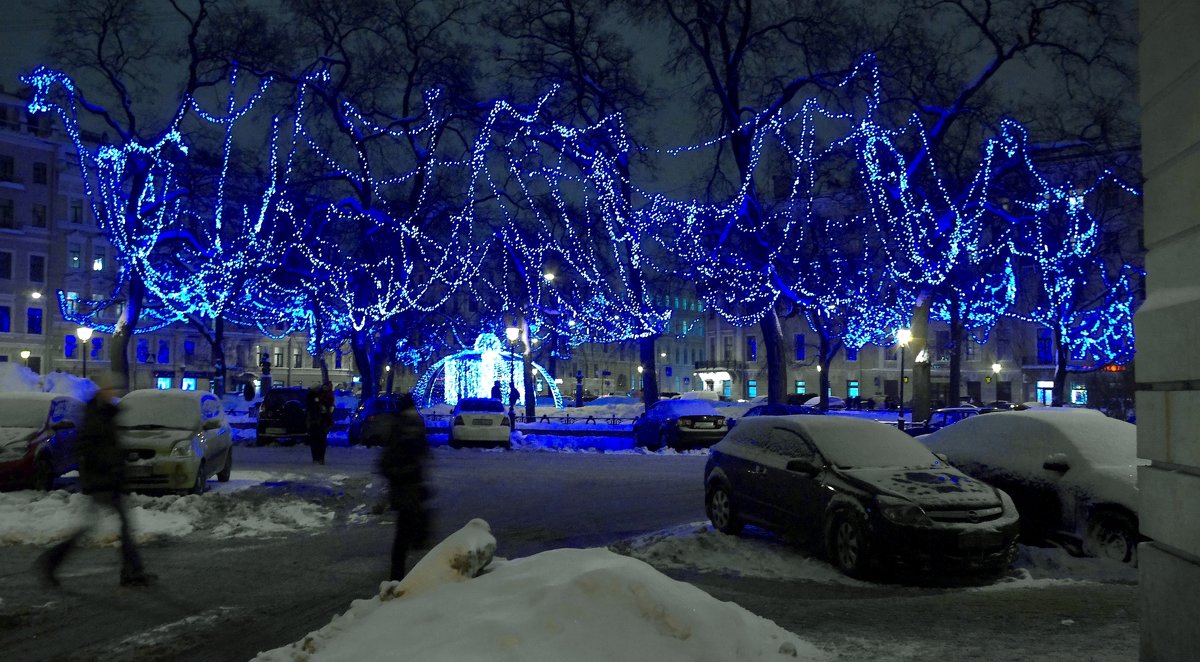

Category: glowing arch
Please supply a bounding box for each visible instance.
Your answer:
[413,333,564,409]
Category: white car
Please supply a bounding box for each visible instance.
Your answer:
[922,408,1144,563]
[116,389,233,494]
[449,398,511,449]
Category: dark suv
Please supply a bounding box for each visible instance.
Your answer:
[704,415,1019,578]
[349,396,408,446]
[255,387,309,445]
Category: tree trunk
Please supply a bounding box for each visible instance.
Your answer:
[911,295,933,424]
[760,305,786,405]
[352,334,376,401]
[211,317,226,397]
[948,295,962,406]
[1053,326,1069,407]
[522,318,535,422]
[109,273,145,391]
[818,330,832,412]
[640,334,660,408]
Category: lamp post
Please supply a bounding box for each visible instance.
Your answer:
[506,324,520,430]
[992,362,1002,402]
[896,329,912,430]
[20,349,31,367]
[637,365,644,394]
[76,327,93,378]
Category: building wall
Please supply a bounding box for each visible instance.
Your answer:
[1136,1,1200,659]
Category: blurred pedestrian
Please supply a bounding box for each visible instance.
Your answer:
[37,372,154,588]
[307,381,334,465]
[490,380,502,401]
[377,392,431,581]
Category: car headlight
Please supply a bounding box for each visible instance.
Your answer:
[877,495,933,527]
[170,439,197,458]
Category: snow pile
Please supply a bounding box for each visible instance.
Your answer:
[0,481,334,547]
[0,362,40,392]
[0,363,96,401]
[256,519,825,662]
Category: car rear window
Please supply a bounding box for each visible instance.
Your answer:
[456,398,505,413]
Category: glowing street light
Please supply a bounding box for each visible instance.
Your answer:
[543,272,556,282]
[20,350,31,367]
[896,329,912,431]
[76,327,94,378]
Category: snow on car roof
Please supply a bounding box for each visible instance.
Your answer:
[726,415,935,469]
[925,409,1137,469]
[0,392,79,429]
[118,389,221,429]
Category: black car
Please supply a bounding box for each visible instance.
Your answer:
[255,387,309,445]
[349,396,411,446]
[729,403,824,429]
[633,400,728,450]
[704,416,1020,578]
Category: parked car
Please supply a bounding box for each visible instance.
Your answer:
[676,390,721,402]
[704,416,1020,578]
[902,406,989,437]
[449,398,511,449]
[349,395,409,446]
[985,400,1017,411]
[728,403,824,429]
[255,387,309,445]
[115,389,233,494]
[802,395,846,410]
[922,409,1143,563]
[633,400,728,450]
[0,393,86,491]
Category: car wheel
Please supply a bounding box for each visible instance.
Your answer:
[1084,511,1138,564]
[216,448,233,482]
[829,511,872,578]
[658,430,673,451]
[448,432,462,449]
[190,462,207,495]
[707,484,743,535]
[33,454,55,491]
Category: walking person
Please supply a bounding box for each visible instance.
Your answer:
[377,393,431,581]
[307,381,334,465]
[38,372,154,588]
[490,380,502,401]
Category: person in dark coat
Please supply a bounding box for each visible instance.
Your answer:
[38,373,153,587]
[307,381,335,465]
[376,392,431,581]
[490,380,502,401]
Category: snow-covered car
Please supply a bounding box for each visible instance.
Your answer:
[633,400,728,451]
[727,403,824,429]
[0,393,85,491]
[676,390,721,402]
[116,389,233,494]
[803,395,846,410]
[901,406,988,437]
[922,409,1143,563]
[704,416,1020,578]
[449,398,511,449]
[255,387,309,446]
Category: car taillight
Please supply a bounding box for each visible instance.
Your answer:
[677,419,688,428]
[454,415,465,425]
[501,416,510,426]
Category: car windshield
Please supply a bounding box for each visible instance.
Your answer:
[798,418,937,469]
[0,397,50,429]
[456,398,504,413]
[116,393,200,431]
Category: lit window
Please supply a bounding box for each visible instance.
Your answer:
[92,247,105,271]
[69,244,81,269]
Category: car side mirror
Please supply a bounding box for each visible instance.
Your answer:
[1043,453,1070,473]
[786,458,820,476]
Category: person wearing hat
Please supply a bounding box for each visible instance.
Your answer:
[38,372,155,588]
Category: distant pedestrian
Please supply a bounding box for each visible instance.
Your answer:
[307,381,334,465]
[376,393,431,581]
[490,380,502,401]
[508,380,519,409]
[38,372,154,588]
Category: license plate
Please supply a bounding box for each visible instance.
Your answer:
[959,531,1004,550]
[126,465,153,478]
[473,418,493,426]
[266,427,286,434]
[692,421,714,429]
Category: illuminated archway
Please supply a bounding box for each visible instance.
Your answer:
[413,333,563,409]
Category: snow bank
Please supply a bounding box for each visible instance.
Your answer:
[0,363,95,401]
[256,519,825,662]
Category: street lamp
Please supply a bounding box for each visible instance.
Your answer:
[76,327,93,378]
[896,329,912,431]
[506,324,520,429]
[636,365,643,392]
[20,350,31,367]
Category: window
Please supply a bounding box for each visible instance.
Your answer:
[846,347,857,361]
[722,380,732,398]
[0,251,10,278]
[0,199,13,229]
[722,335,733,361]
[965,340,977,361]
[794,334,806,361]
[32,162,47,185]
[184,339,196,359]
[0,305,9,332]
[293,351,302,368]
[794,380,806,395]
[92,247,105,271]
[32,204,46,228]
[181,377,197,391]
[1037,328,1054,364]
[847,380,860,398]
[91,337,103,358]
[0,155,13,181]
[157,339,170,364]
[26,307,42,334]
[136,339,149,363]
[747,380,758,398]
[156,377,173,390]
[64,292,79,314]
[64,335,77,358]
[746,336,757,362]
[29,254,45,282]
[763,428,818,463]
[334,349,343,369]
[70,200,83,223]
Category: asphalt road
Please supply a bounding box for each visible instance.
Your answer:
[0,447,1138,661]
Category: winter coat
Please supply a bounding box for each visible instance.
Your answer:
[377,409,431,544]
[306,388,335,431]
[78,398,125,494]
